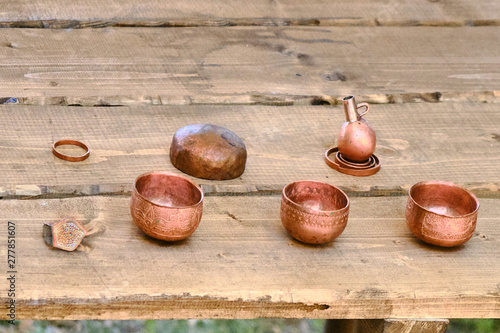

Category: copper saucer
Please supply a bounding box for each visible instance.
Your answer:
[336,153,377,169]
[325,147,380,176]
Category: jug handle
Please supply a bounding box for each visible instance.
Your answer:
[357,103,370,118]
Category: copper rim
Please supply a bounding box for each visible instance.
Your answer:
[336,153,376,169]
[133,171,204,209]
[337,153,372,166]
[325,147,380,176]
[282,180,349,215]
[52,140,90,162]
[408,180,480,218]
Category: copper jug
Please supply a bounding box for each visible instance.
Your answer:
[337,96,376,162]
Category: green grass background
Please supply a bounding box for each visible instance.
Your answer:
[1,319,499,332]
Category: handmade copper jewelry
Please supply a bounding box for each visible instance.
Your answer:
[52,140,90,162]
[43,218,87,251]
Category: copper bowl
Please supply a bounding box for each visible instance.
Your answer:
[406,181,479,247]
[130,171,203,241]
[280,180,349,244]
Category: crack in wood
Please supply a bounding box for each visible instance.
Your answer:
[11,294,330,319]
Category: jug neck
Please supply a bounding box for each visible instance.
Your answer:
[342,96,359,122]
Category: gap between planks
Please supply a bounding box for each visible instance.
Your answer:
[1,183,500,201]
[2,91,500,107]
[1,18,500,29]
[0,0,499,29]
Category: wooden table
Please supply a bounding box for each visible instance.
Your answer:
[1,1,499,331]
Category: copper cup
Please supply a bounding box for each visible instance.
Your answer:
[280,180,349,244]
[406,181,479,247]
[130,171,203,241]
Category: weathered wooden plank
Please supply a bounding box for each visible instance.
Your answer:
[0,0,498,27]
[0,27,499,104]
[1,195,498,319]
[0,103,498,198]
[324,319,449,333]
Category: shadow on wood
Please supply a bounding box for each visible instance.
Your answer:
[324,319,449,333]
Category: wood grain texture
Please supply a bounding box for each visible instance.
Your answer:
[0,0,499,27]
[0,103,498,198]
[325,319,449,333]
[0,27,499,104]
[0,195,498,319]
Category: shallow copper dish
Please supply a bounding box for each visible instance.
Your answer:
[336,152,377,169]
[405,180,479,247]
[130,171,203,241]
[280,180,349,244]
[325,147,380,177]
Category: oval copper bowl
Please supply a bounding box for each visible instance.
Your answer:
[130,171,203,241]
[405,180,479,247]
[280,180,349,244]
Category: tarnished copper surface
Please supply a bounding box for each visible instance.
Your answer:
[325,147,380,177]
[43,218,87,251]
[405,180,480,247]
[52,140,90,162]
[170,124,247,180]
[130,171,203,241]
[337,96,376,163]
[280,180,349,244]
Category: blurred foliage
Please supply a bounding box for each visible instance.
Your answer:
[0,319,499,332]
[447,319,500,333]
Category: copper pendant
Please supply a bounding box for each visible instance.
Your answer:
[43,218,87,251]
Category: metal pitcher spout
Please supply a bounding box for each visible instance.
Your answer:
[342,95,370,122]
[342,96,358,122]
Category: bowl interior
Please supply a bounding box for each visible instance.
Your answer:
[284,181,348,212]
[410,182,478,217]
[135,173,202,208]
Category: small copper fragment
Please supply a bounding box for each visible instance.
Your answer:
[43,218,87,251]
[280,180,349,244]
[170,124,247,180]
[130,171,204,241]
[405,181,480,247]
[52,140,90,162]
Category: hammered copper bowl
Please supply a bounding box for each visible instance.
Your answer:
[130,171,203,241]
[280,180,349,244]
[406,181,479,247]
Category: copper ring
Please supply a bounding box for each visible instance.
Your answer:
[325,147,380,177]
[325,147,340,169]
[52,140,90,162]
[336,153,376,169]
